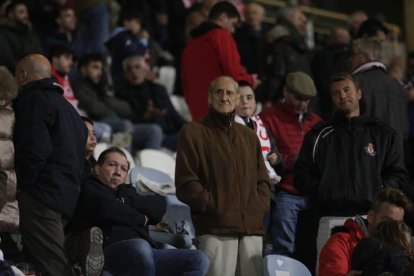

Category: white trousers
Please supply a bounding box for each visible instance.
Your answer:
[196,234,263,276]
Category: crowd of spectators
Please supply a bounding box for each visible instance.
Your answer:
[1,0,414,275]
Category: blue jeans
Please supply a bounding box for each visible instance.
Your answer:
[133,124,163,150]
[106,118,134,134]
[103,238,210,276]
[270,191,307,256]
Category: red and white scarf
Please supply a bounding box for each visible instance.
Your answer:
[235,115,281,184]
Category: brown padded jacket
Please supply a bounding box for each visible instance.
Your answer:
[175,108,270,236]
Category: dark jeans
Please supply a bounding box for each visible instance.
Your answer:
[103,238,210,276]
[18,192,74,276]
[162,132,178,151]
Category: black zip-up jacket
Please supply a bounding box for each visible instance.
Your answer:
[294,114,408,216]
[68,175,166,248]
[117,81,186,134]
[354,64,408,143]
[13,78,87,217]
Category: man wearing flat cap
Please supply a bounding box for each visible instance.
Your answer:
[293,73,408,270]
[260,72,321,256]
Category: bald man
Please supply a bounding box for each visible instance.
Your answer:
[13,54,88,275]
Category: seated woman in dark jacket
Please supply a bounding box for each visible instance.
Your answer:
[351,219,414,276]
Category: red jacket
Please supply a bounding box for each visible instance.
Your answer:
[260,102,320,194]
[319,218,367,276]
[181,22,253,120]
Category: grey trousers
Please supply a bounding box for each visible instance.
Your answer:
[18,192,74,276]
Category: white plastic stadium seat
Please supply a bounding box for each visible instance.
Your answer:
[93,143,110,160]
[170,95,192,122]
[154,65,176,95]
[129,167,174,195]
[136,149,176,180]
[264,255,311,276]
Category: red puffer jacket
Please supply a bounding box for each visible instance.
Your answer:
[319,218,368,276]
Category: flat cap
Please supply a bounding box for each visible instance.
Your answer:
[285,72,317,97]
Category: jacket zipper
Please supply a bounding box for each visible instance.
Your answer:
[227,120,247,232]
[346,121,352,201]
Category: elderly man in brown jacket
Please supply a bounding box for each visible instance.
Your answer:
[175,76,271,276]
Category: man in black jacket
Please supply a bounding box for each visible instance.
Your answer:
[73,54,164,151]
[263,7,311,106]
[70,147,209,276]
[351,37,408,145]
[13,54,87,275]
[118,55,186,151]
[294,73,408,272]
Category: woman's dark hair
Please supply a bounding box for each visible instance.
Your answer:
[371,219,414,261]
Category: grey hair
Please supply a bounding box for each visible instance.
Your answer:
[276,6,299,21]
[208,76,239,96]
[353,37,383,62]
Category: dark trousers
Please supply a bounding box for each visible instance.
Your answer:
[18,192,74,276]
[294,206,320,275]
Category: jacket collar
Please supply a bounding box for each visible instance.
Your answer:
[352,61,387,75]
[20,78,63,96]
[332,112,374,128]
[277,102,312,120]
[344,216,368,240]
[208,107,235,130]
[191,21,222,39]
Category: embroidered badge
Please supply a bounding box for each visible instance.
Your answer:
[364,143,376,156]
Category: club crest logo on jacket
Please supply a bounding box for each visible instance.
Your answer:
[364,143,376,156]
